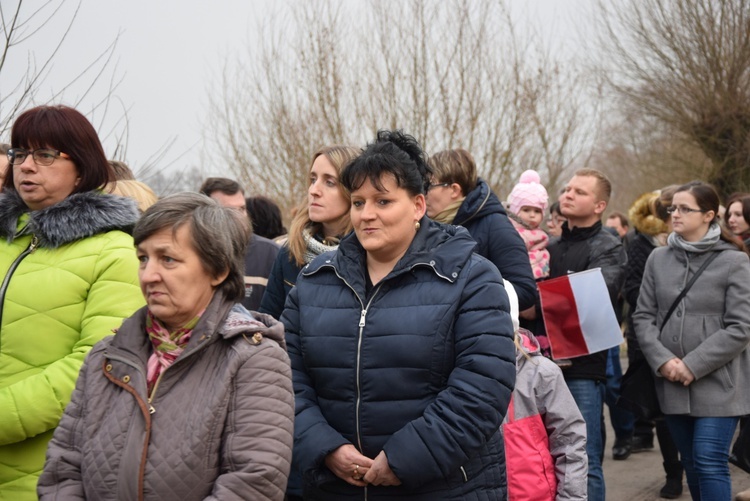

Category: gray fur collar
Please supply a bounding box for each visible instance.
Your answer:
[0,189,140,248]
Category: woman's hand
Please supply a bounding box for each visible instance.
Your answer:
[671,359,695,386]
[658,357,694,385]
[658,357,680,381]
[363,451,401,486]
[324,444,374,486]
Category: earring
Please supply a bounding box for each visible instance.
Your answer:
[415,221,421,231]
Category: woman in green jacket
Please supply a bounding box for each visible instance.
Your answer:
[0,105,144,500]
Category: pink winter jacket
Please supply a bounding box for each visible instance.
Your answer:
[502,332,588,501]
[509,218,550,279]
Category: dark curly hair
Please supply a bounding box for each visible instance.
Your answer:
[340,130,432,196]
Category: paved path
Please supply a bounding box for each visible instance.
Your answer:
[602,405,750,500]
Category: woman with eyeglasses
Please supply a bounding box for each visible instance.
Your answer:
[424,148,537,311]
[0,105,144,500]
[633,181,750,500]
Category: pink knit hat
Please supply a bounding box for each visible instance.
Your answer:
[507,170,549,215]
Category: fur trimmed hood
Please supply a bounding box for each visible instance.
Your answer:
[628,191,669,237]
[0,189,140,248]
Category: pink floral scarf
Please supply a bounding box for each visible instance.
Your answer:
[145,309,203,396]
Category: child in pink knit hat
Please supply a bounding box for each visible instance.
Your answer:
[507,170,550,279]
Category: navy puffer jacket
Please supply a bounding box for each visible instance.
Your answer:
[283,217,515,500]
[453,178,537,311]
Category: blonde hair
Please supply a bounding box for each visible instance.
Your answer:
[574,168,612,203]
[287,145,359,266]
[109,179,158,213]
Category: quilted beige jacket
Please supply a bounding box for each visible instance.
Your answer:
[38,292,294,501]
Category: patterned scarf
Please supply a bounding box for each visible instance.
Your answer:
[146,309,203,396]
[302,227,340,264]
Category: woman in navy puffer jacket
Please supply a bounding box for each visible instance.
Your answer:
[282,130,516,500]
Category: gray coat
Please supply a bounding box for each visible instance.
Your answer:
[38,292,294,501]
[633,240,750,416]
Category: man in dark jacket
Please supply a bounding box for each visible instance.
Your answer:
[549,168,625,501]
[200,177,279,311]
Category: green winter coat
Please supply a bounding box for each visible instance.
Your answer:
[0,190,145,500]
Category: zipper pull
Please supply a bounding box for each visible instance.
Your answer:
[29,235,39,252]
[149,405,156,415]
[359,309,367,328]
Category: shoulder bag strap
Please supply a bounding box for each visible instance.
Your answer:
[660,251,720,331]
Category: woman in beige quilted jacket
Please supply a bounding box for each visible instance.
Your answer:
[38,193,295,501]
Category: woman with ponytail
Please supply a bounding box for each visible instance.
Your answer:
[633,181,750,500]
[260,145,359,320]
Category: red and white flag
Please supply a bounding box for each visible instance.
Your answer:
[537,268,623,359]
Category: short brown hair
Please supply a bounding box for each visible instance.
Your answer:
[199,177,244,197]
[606,211,629,228]
[427,148,477,196]
[574,168,612,203]
[133,192,249,301]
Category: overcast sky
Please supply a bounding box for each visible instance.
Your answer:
[2,0,590,178]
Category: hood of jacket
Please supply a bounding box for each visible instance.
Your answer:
[304,216,478,295]
[0,189,140,248]
[454,178,507,226]
[516,330,542,363]
[108,291,286,367]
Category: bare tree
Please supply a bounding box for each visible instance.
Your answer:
[208,0,593,216]
[0,0,123,142]
[595,0,750,197]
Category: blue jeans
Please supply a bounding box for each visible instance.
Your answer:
[665,415,739,501]
[567,379,605,501]
[605,346,634,440]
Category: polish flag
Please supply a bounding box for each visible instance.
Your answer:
[537,268,623,359]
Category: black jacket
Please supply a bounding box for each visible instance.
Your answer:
[242,234,279,311]
[453,178,537,310]
[283,217,515,500]
[259,246,302,319]
[548,220,625,381]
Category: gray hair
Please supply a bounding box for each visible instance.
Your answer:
[133,192,248,302]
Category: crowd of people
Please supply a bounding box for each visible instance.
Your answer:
[0,104,749,501]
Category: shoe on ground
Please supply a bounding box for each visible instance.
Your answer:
[631,434,654,452]
[736,488,750,501]
[659,477,682,499]
[612,437,632,460]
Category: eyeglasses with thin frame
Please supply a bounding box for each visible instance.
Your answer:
[427,182,450,191]
[666,205,707,215]
[7,148,71,166]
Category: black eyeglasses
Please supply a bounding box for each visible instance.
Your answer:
[427,182,450,191]
[666,205,707,215]
[7,148,70,166]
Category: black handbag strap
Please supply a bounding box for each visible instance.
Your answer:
[660,251,720,331]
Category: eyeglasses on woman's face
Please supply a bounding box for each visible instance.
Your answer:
[427,182,450,191]
[666,205,707,215]
[7,148,70,166]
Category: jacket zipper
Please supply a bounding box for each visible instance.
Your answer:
[102,359,152,501]
[0,235,39,338]
[306,260,453,497]
[105,333,212,500]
